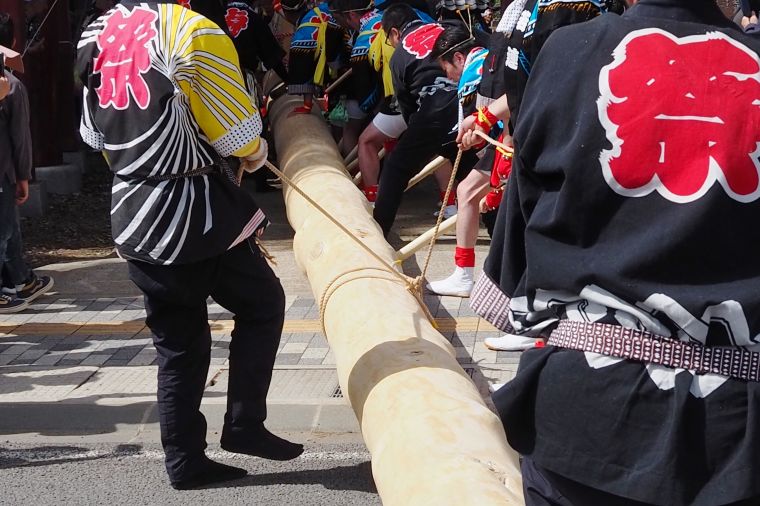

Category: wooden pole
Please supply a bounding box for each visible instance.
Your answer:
[343,144,359,166]
[268,92,523,505]
[396,214,458,262]
[406,155,447,191]
[324,67,353,96]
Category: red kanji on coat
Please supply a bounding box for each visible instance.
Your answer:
[226,7,250,38]
[94,7,158,110]
[177,0,191,8]
[599,29,760,203]
[402,23,444,60]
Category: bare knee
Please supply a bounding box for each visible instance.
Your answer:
[456,170,490,203]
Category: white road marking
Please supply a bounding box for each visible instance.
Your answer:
[0,448,371,463]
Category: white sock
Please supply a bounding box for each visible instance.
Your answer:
[426,266,474,297]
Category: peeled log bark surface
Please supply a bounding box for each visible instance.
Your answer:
[269,93,524,505]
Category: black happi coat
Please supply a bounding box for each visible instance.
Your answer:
[223,0,288,80]
[502,0,606,126]
[389,21,453,122]
[78,3,267,265]
[478,1,760,504]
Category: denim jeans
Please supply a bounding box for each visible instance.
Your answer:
[0,178,32,290]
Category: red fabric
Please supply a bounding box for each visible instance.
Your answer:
[490,134,513,187]
[455,247,476,268]
[440,190,456,206]
[383,139,398,154]
[402,24,445,59]
[292,104,312,114]
[482,106,498,126]
[601,32,760,201]
[490,164,500,188]
[225,7,250,38]
[363,184,378,203]
[484,189,503,211]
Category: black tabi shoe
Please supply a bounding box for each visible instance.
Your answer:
[169,456,248,490]
[221,425,304,461]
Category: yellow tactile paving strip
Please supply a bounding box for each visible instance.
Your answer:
[0,317,498,337]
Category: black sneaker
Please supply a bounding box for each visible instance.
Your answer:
[0,294,29,314]
[16,275,54,302]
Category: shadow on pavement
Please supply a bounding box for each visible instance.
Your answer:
[0,398,157,437]
[0,444,143,470]
[209,461,377,494]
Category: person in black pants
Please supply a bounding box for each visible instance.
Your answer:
[77,3,302,489]
[374,5,478,237]
[127,240,292,484]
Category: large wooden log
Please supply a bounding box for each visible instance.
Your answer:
[269,92,523,504]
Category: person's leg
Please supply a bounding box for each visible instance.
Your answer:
[455,170,491,249]
[0,180,27,313]
[358,121,391,196]
[427,169,490,297]
[432,160,458,218]
[5,207,53,302]
[0,181,15,306]
[360,113,407,202]
[211,240,303,460]
[340,101,366,158]
[127,258,246,488]
[374,108,452,236]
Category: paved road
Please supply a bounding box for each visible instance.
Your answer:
[0,437,380,506]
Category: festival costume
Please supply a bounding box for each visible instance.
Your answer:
[470,1,760,503]
[351,7,433,116]
[174,0,227,28]
[373,21,478,236]
[287,2,348,95]
[473,0,604,342]
[502,0,607,125]
[349,10,386,116]
[223,0,288,81]
[426,46,489,297]
[77,3,289,482]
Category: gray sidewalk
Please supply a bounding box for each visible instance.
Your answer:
[1,184,520,440]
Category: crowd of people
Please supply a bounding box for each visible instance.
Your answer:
[4,0,760,502]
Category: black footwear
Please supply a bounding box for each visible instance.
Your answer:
[221,426,304,461]
[170,456,248,490]
[16,275,54,302]
[0,294,29,314]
